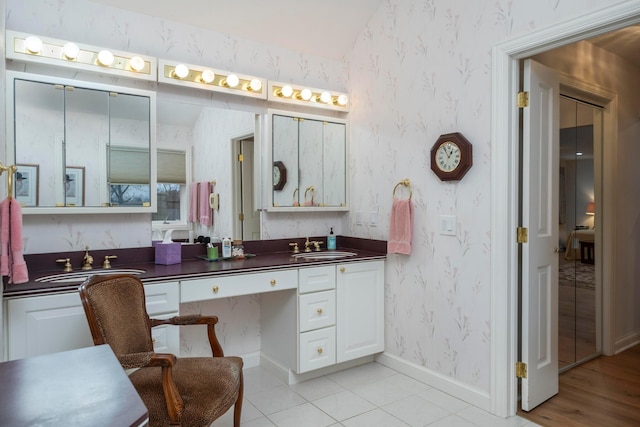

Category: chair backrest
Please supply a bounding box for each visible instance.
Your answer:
[79,274,154,359]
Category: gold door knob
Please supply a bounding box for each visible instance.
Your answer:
[554,248,561,254]
[152,338,156,344]
[317,347,323,354]
[317,308,323,315]
[340,267,346,273]
[270,279,276,286]
[212,286,219,293]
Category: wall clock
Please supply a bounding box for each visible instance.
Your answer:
[273,161,287,191]
[430,132,473,181]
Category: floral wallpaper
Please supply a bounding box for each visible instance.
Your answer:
[4,0,631,406]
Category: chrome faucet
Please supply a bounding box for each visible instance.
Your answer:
[81,246,94,270]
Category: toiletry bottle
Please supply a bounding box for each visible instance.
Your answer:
[222,237,232,258]
[327,227,337,250]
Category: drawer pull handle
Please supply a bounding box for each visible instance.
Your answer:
[270,279,276,286]
[340,267,346,273]
[317,347,323,354]
[317,308,323,315]
[212,286,219,293]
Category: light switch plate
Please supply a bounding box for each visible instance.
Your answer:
[439,215,456,236]
[370,211,378,227]
[356,211,363,226]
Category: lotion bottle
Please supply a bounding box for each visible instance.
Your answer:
[222,237,232,258]
[327,227,337,250]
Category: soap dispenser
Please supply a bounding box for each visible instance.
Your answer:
[327,227,337,250]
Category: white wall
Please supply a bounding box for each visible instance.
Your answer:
[4,0,636,411]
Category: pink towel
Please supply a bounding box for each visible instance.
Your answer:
[0,198,9,276]
[198,181,212,227]
[388,198,413,255]
[188,182,199,223]
[9,199,28,284]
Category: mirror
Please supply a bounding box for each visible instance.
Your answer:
[269,111,348,210]
[9,71,155,213]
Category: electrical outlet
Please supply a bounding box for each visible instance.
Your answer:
[356,211,363,225]
[370,211,378,227]
[439,215,456,236]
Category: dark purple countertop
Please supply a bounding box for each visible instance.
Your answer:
[4,236,387,298]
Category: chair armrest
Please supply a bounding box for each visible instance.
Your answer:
[151,314,224,357]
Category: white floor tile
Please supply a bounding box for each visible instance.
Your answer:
[243,366,287,399]
[241,417,277,427]
[290,376,346,401]
[312,390,376,421]
[417,388,470,413]
[382,394,450,426]
[457,406,531,427]
[326,362,396,389]
[267,402,337,427]
[341,408,410,427]
[211,399,261,426]
[247,384,306,415]
[350,373,431,407]
[428,414,477,427]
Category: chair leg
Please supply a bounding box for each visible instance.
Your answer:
[233,370,244,427]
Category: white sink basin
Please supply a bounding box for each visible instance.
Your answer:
[292,251,357,261]
[35,268,146,284]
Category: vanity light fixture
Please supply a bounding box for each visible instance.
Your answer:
[268,81,349,112]
[158,59,267,99]
[6,31,157,81]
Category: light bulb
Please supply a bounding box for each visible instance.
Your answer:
[320,91,332,103]
[129,56,145,72]
[249,79,262,91]
[336,94,349,106]
[300,88,312,101]
[173,64,189,79]
[201,69,215,83]
[25,36,43,54]
[225,74,240,88]
[62,42,79,60]
[278,85,293,98]
[97,50,114,66]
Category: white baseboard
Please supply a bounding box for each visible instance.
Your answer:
[615,331,640,354]
[375,352,491,412]
[239,351,261,369]
[260,352,374,385]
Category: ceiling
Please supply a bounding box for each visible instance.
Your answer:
[87,0,385,60]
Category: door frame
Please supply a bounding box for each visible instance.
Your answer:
[490,2,640,417]
[231,130,258,240]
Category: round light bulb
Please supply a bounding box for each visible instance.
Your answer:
[25,36,43,54]
[225,74,239,88]
[201,69,215,83]
[174,64,189,79]
[129,56,145,72]
[62,42,79,60]
[97,49,114,66]
[336,94,349,106]
[280,85,293,98]
[320,91,332,103]
[300,88,312,101]
[249,79,262,91]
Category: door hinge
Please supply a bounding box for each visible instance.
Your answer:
[239,213,244,221]
[516,361,528,379]
[517,227,528,244]
[517,91,529,108]
[237,154,243,162]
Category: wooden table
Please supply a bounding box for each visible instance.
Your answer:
[0,345,148,427]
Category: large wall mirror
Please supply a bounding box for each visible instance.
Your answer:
[7,71,156,213]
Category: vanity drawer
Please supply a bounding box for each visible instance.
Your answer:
[299,290,335,332]
[144,281,179,315]
[180,270,297,303]
[299,265,336,294]
[298,326,336,373]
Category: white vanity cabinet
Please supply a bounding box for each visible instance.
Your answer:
[4,281,179,361]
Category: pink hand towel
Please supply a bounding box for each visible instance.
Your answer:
[388,198,413,255]
[188,182,199,223]
[9,199,29,284]
[0,198,9,276]
[198,181,212,227]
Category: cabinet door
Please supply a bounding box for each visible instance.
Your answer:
[336,261,385,363]
[6,293,94,361]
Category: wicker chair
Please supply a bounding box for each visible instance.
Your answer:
[79,274,243,426]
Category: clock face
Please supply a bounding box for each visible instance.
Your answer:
[273,165,281,184]
[435,141,461,172]
[272,161,287,191]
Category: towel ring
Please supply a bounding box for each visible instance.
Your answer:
[392,179,412,201]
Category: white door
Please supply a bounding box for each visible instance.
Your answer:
[521,59,560,411]
[240,138,261,240]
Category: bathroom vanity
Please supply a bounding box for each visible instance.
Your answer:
[3,238,385,383]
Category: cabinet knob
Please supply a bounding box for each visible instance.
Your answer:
[340,267,346,273]
[317,308,323,315]
[212,286,219,293]
[270,279,276,286]
[317,347,323,354]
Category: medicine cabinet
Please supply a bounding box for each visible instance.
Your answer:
[6,71,156,214]
[260,109,348,212]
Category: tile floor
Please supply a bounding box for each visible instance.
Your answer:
[212,362,540,427]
